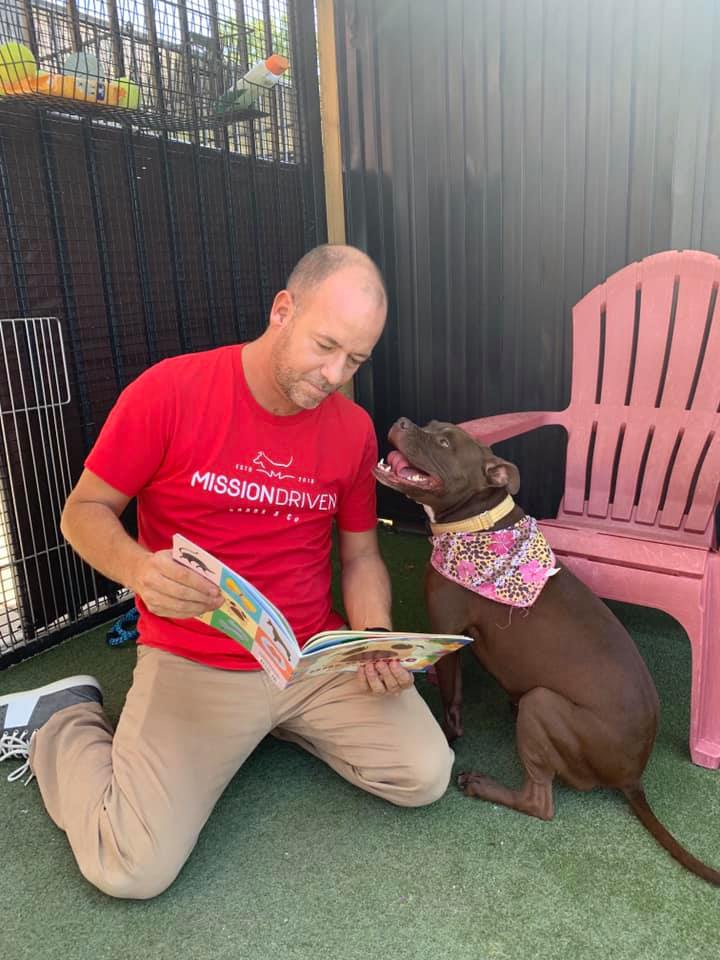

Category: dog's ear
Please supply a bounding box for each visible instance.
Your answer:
[484,457,520,495]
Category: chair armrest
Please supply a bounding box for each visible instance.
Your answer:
[457,410,564,445]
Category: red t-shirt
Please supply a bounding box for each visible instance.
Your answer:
[85,345,378,670]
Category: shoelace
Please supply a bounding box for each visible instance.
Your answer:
[0,730,35,784]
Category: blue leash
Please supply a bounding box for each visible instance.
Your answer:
[106,605,139,647]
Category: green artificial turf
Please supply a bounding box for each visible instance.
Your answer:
[1,527,718,960]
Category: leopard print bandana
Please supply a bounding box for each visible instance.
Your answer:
[430,516,560,607]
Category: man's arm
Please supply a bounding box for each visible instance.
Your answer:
[61,469,222,618]
[338,527,392,631]
[338,527,413,695]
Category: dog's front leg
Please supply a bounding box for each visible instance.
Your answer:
[434,650,464,742]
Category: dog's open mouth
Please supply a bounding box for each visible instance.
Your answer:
[374,450,441,490]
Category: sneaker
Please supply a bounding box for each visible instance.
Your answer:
[0,676,103,784]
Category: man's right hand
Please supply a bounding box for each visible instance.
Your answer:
[61,469,224,620]
[130,549,224,619]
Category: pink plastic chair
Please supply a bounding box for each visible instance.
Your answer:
[458,250,720,769]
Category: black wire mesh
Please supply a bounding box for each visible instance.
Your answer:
[0,0,325,665]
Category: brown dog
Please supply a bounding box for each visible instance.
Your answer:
[374,417,720,884]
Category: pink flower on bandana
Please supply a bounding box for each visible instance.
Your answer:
[489,529,515,556]
[476,582,499,600]
[520,559,548,584]
[456,559,477,581]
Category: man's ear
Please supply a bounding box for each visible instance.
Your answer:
[484,458,520,495]
[269,289,294,329]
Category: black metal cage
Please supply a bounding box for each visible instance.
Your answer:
[0,0,325,666]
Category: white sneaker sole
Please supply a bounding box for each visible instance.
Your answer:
[0,675,102,707]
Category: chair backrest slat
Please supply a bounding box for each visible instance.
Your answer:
[628,252,677,407]
[634,420,684,525]
[562,420,595,515]
[610,419,653,520]
[600,263,639,406]
[688,268,720,411]
[686,434,720,537]
[569,287,604,408]
[659,423,715,529]
[660,254,717,410]
[587,415,624,518]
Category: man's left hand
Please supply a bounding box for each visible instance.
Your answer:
[357,659,414,696]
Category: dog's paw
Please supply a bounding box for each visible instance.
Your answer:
[457,771,491,796]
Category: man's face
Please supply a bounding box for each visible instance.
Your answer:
[269,267,386,411]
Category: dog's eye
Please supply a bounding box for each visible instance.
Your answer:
[438,437,450,448]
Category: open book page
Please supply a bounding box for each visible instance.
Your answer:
[172,534,300,686]
[289,631,473,684]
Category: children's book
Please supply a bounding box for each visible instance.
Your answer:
[172,534,473,689]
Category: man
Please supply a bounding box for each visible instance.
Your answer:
[0,244,453,899]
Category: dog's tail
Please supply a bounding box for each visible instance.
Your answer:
[623,786,720,885]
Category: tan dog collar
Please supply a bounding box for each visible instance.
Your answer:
[429,495,516,534]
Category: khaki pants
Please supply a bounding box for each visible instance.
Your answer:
[30,645,453,899]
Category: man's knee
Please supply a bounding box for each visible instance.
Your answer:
[394,740,454,808]
[80,847,186,900]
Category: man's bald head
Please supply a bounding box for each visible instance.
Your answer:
[287,244,387,311]
[257,244,386,412]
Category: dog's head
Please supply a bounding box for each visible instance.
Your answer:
[373,418,520,518]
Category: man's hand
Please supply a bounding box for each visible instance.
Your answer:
[130,549,224,619]
[357,659,414,696]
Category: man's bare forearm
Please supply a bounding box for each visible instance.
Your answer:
[61,499,149,593]
[341,553,392,630]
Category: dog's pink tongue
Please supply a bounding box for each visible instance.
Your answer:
[387,451,410,475]
[387,450,428,479]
